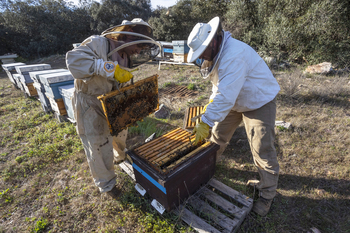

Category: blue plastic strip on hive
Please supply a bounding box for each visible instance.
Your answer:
[132,163,167,194]
[163,48,173,53]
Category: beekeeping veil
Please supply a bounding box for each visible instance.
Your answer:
[187,17,224,79]
[102,18,160,69]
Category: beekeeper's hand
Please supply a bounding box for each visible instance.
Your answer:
[192,122,210,145]
[114,64,133,83]
[203,99,213,113]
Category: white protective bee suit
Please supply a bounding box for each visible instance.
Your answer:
[188,18,281,199]
[66,35,128,193]
[65,19,160,193]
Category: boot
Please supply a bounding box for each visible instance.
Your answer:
[252,196,273,216]
[106,186,122,200]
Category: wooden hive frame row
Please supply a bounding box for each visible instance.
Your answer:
[183,106,204,129]
[132,128,212,174]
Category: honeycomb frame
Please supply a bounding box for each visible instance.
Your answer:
[98,75,159,136]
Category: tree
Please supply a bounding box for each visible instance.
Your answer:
[89,0,152,33]
[149,0,229,41]
[0,0,91,58]
[224,0,350,66]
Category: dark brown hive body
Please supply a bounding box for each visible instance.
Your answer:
[127,128,219,211]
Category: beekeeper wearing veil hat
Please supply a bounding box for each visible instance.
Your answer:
[66,18,160,199]
[187,16,280,216]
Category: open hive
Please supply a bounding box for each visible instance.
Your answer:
[183,106,204,129]
[127,128,220,211]
[98,75,159,136]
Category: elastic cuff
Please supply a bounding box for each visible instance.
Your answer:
[201,115,215,127]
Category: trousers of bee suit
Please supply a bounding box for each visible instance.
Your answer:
[210,98,279,199]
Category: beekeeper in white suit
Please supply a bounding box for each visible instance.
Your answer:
[187,16,280,216]
[66,18,160,199]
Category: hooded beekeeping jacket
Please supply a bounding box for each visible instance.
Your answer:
[66,35,128,192]
[201,31,280,127]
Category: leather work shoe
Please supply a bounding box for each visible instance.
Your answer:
[106,186,122,200]
[252,197,273,216]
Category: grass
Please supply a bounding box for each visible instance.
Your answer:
[0,57,350,232]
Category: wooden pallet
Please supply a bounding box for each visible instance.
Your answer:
[118,161,253,233]
[174,179,253,233]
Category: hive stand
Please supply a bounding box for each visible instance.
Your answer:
[118,161,253,233]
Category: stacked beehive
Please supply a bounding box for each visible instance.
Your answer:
[29,69,69,113]
[157,41,173,59]
[38,71,74,122]
[58,84,75,122]
[172,40,190,63]
[1,62,26,89]
[15,64,52,97]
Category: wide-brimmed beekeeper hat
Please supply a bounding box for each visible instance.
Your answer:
[101,18,153,40]
[101,18,161,69]
[187,17,220,63]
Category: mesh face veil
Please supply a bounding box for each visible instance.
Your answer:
[194,22,224,79]
[101,20,161,69]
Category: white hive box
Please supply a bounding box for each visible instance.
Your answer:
[30,69,69,113]
[39,71,74,116]
[1,62,26,88]
[33,81,52,113]
[45,92,67,116]
[29,69,68,84]
[58,84,75,122]
[0,54,18,64]
[15,64,52,97]
[38,71,74,100]
[12,74,25,91]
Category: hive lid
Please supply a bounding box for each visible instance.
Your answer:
[29,69,68,83]
[98,75,159,136]
[1,62,26,71]
[15,64,51,74]
[38,71,73,85]
[58,84,75,97]
[172,40,188,45]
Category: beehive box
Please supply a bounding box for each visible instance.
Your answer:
[183,106,204,129]
[39,71,74,100]
[29,69,68,84]
[59,84,75,122]
[12,74,25,92]
[23,83,38,97]
[172,40,190,54]
[127,127,220,211]
[1,62,26,88]
[158,41,173,59]
[45,92,67,116]
[15,64,51,84]
[98,75,159,136]
[15,64,52,97]
[33,82,52,113]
